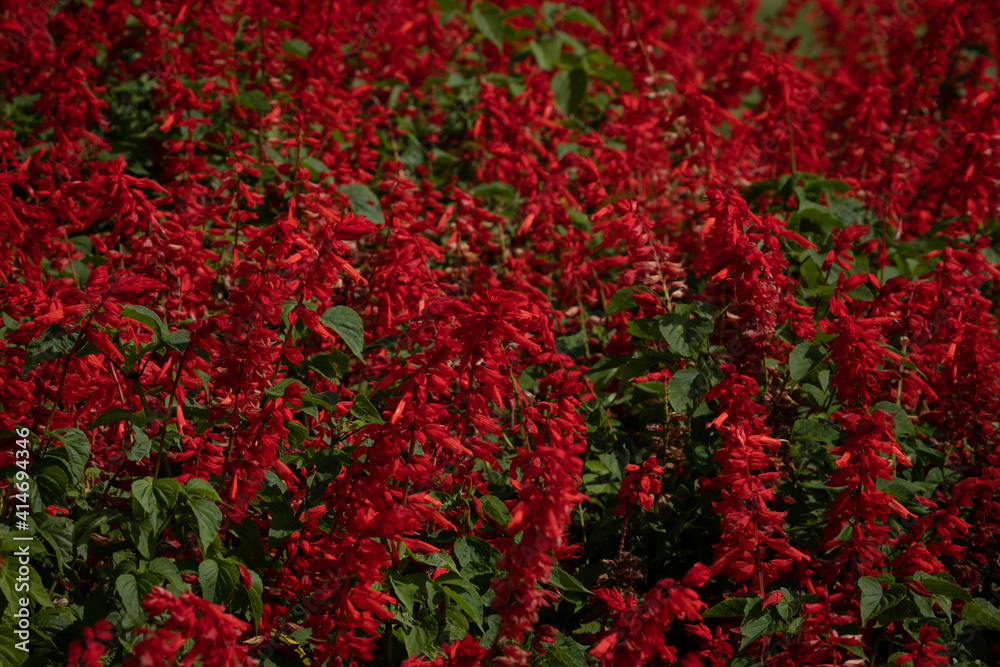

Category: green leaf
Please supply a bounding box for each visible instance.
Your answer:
[0,622,27,666]
[791,418,840,443]
[265,378,304,399]
[338,182,385,224]
[320,305,366,360]
[25,325,97,371]
[87,407,135,429]
[185,477,222,502]
[237,89,271,113]
[439,582,484,630]
[659,311,713,357]
[121,304,168,341]
[199,559,220,603]
[667,368,703,413]
[962,598,1000,631]
[147,558,184,591]
[412,550,459,573]
[132,478,156,518]
[232,518,268,570]
[549,567,589,594]
[480,495,511,526]
[471,181,516,199]
[704,595,756,618]
[249,571,263,628]
[305,350,350,380]
[529,36,561,71]
[561,6,607,33]
[858,576,884,624]
[161,330,190,351]
[402,611,438,656]
[606,286,653,315]
[739,599,771,650]
[301,156,328,177]
[34,515,73,573]
[912,572,972,601]
[54,428,90,480]
[789,342,825,384]
[116,573,144,625]
[471,1,504,49]
[153,478,183,514]
[454,536,501,573]
[550,635,590,667]
[128,425,152,461]
[551,68,588,115]
[389,573,419,614]
[189,497,223,555]
[281,38,310,57]
[874,401,916,440]
[350,393,384,424]
[36,465,68,505]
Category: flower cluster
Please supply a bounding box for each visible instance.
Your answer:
[1,0,999,665]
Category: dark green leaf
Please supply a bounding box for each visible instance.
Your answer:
[185,477,222,502]
[53,428,90,481]
[962,598,1000,631]
[606,286,646,315]
[305,350,350,380]
[704,596,756,618]
[320,305,366,359]
[129,425,152,461]
[454,536,501,573]
[121,304,168,341]
[471,1,504,49]
[147,558,184,591]
[34,515,73,572]
[739,599,771,650]
[237,89,271,113]
[667,368,703,413]
[659,311,713,357]
[912,573,972,601]
[281,38,310,57]
[87,408,135,429]
[439,582,484,630]
[550,635,590,667]
[199,559,220,602]
[480,495,512,526]
[552,68,588,115]
[549,567,589,594]
[789,342,825,384]
[338,182,385,224]
[858,576,883,624]
[350,393,384,424]
[265,378,304,399]
[116,573,144,625]
[529,36,561,71]
[874,401,916,440]
[36,466,68,505]
[561,6,607,33]
[189,497,223,555]
[389,574,419,614]
[161,330,190,351]
[402,611,438,656]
